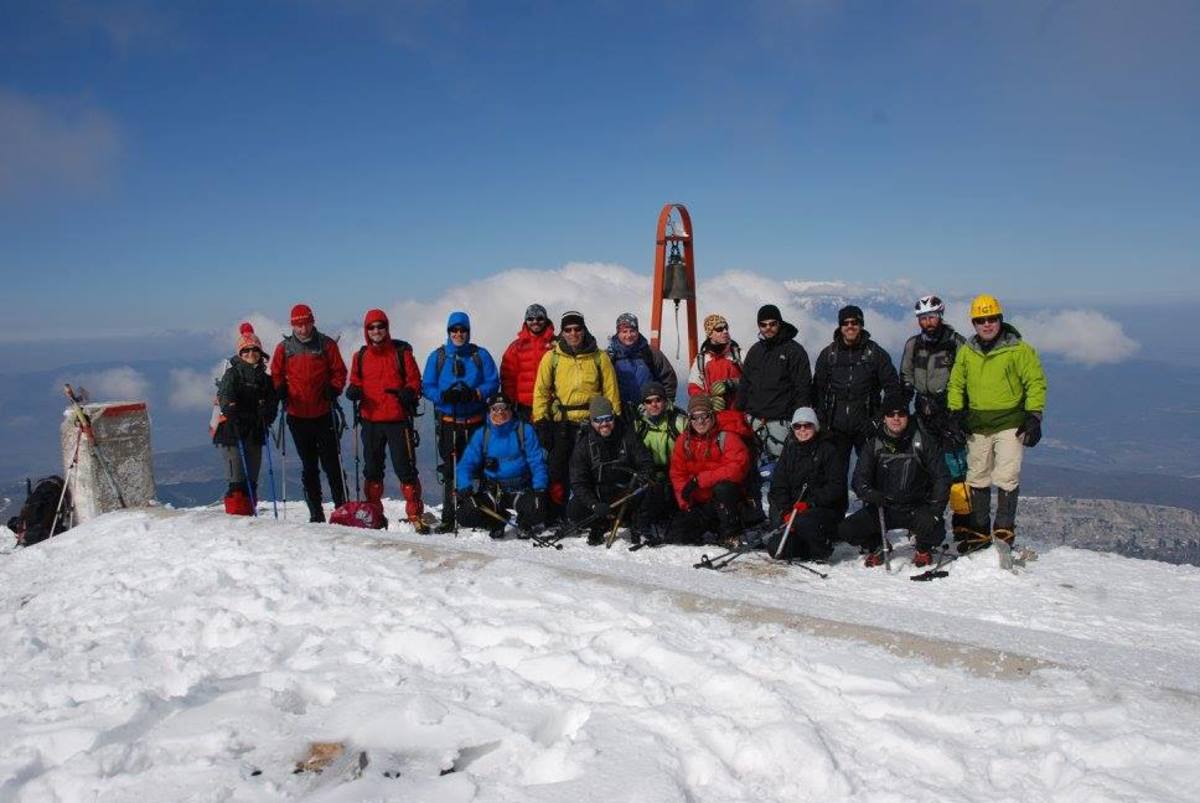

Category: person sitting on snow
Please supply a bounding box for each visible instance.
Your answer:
[566,395,655,546]
[667,395,752,546]
[837,393,950,568]
[454,391,548,539]
[631,380,688,544]
[765,406,846,561]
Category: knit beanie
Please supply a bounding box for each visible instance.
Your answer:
[525,303,548,321]
[703,314,728,337]
[687,395,714,416]
[838,305,865,324]
[615,312,639,331]
[640,381,667,401]
[790,406,820,431]
[236,322,263,353]
[588,395,614,419]
[290,304,314,326]
[757,304,782,323]
[561,310,585,330]
[881,391,909,415]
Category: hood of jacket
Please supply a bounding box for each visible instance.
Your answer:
[556,331,599,357]
[363,308,390,349]
[444,311,473,353]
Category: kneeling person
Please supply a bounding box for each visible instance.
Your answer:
[566,396,655,546]
[766,407,846,561]
[455,392,548,538]
[838,394,950,567]
[667,396,752,545]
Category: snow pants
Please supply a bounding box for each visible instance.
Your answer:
[966,428,1023,492]
[765,507,841,561]
[457,487,544,534]
[220,443,261,490]
[287,414,346,513]
[361,420,419,485]
[542,420,584,523]
[666,480,744,545]
[837,503,945,552]
[564,485,646,537]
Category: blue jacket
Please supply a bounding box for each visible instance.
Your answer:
[422,311,500,419]
[456,416,548,492]
[608,334,657,409]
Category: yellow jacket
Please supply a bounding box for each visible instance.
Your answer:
[532,338,621,423]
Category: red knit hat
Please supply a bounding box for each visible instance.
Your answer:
[290,304,314,326]
[236,322,263,353]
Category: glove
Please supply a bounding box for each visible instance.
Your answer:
[441,387,463,405]
[709,379,729,396]
[682,477,699,504]
[785,500,810,524]
[345,384,363,402]
[944,411,968,450]
[859,488,885,507]
[456,490,477,511]
[710,393,727,412]
[591,501,610,518]
[400,388,419,411]
[535,420,555,450]
[635,470,655,487]
[277,385,288,405]
[1016,412,1042,448]
[326,386,341,400]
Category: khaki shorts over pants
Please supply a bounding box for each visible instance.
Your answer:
[966,428,1023,492]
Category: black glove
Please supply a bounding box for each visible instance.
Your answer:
[635,470,655,487]
[535,420,555,450]
[591,500,610,518]
[277,385,288,405]
[220,400,236,415]
[345,384,363,402]
[394,388,418,411]
[1016,413,1042,448]
[944,411,968,450]
[859,488,885,507]
[441,387,463,405]
[457,490,477,511]
[327,386,341,401]
[682,477,699,503]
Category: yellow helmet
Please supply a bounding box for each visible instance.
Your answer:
[970,294,1003,319]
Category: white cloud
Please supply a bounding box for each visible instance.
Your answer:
[168,365,223,412]
[0,88,121,198]
[1010,309,1139,366]
[225,265,1139,378]
[68,366,149,401]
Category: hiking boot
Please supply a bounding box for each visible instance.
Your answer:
[586,527,606,546]
[434,518,456,534]
[953,526,991,554]
[488,525,506,540]
[306,500,325,524]
[913,549,934,568]
[628,528,644,547]
[409,517,431,535]
[863,550,884,568]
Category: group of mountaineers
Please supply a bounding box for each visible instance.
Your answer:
[211,291,1046,568]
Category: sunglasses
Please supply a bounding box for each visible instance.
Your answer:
[792,422,815,430]
[711,325,728,332]
[642,395,665,405]
[448,326,469,334]
[758,320,779,329]
[592,414,615,424]
[366,323,387,331]
[840,319,863,328]
[562,325,584,334]
[489,403,511,414]
[239,347,260,356]
[973,315,1001,325]
[525,316,546,323]
[689,412,712,421]
[884,410,908,418]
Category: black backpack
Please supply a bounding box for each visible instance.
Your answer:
[7,475,70,547]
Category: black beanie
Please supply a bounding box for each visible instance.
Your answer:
[561,310,585,330]
[839,305,865,324]
[881,391,908,415]
[757,304,782,323]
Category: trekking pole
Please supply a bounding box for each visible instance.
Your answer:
[233,420,258,517]
[771,482,808,560]
[50,429,83,535]
[786,560,830,579]
[473,501,563,549]
[352,401,362,502]
[542,484,649,547]
[877,505,893,573]
[332,403,351,505]
[275,415,288,519]
[63,384,126,508]
[261,411,278,519]
[693,524,782,571]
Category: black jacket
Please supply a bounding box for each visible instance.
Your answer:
[737,320,813,420]
[568,420,655,507]
[852,420,949,510]
[214,357,278,446]
[813,329,900,437]
[768,434,847,523]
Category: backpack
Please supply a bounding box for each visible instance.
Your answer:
[356,338,412,384]
[329,500,387,529]
[635,410,683,440]
[7,475,70,546]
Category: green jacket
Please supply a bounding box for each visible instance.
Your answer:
[947,323,1046,435]
[634,405,687,471]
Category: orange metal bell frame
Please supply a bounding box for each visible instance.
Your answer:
[649,202,699,366]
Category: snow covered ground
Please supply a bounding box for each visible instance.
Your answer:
[2,503,1199,801]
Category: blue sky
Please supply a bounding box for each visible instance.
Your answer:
[2,0,1197,339]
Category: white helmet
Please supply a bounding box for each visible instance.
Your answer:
[914,295,945,317]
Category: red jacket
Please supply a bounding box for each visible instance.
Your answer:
[349,310,422,423]
[272,330,347,419]
[501,323,556,407]
[669,425,751,509]
[687,340,751,438]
